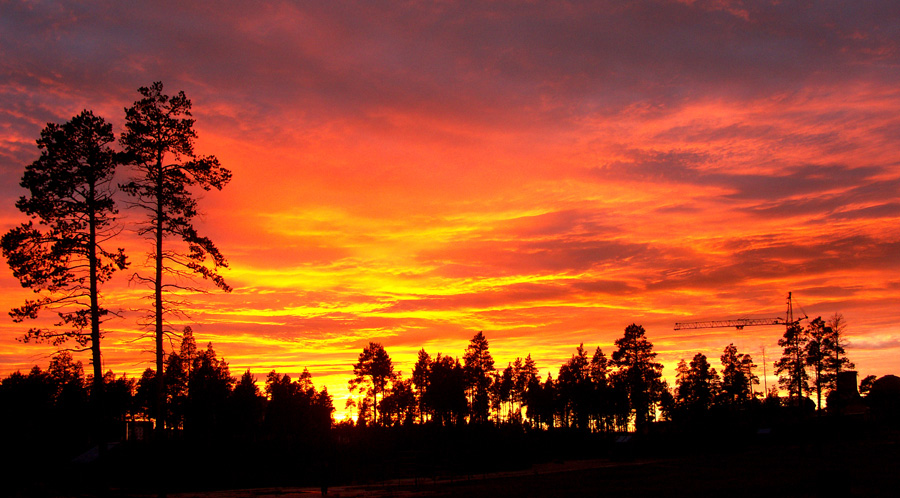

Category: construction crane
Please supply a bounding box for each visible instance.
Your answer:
[674,317,782,330]
[674,292,807,331]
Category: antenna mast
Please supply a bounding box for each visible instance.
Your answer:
[786,291,793,330]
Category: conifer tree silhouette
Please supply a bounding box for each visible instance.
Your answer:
[1,110,127,456]
[611,324,663,432]
[120,82,231,435]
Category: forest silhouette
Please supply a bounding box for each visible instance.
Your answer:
[2,83,900,496]
[3,321,900,495]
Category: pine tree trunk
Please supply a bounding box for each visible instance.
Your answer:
[155,154,165,438]
[373,383,379,426]
[816,364,822,413]
[88,183,106,460]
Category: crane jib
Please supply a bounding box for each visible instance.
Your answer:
[673,292,807,331]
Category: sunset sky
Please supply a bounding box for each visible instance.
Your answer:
[1,1,899,417]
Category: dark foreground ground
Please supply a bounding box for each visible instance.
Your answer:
[409,440,900,498]
[10,424,900,497]
[164,434,898,498]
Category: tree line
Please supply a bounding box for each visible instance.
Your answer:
[346,326,663,431]
[347,315,864,432]
[0,314,887,449]
[0,328,333,449]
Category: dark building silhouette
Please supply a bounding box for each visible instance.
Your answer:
[827,370,867,416]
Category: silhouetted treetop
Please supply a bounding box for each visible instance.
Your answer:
[2,109,127,346]
[776,323,810,401]
[720,343,758,407]
[119,81,231,436]
[612,324,664,431]
[120,81,231,293]
[464,331,495,423]
[2,109,128,462]
[349,342,394,426]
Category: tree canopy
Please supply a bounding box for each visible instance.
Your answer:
[349,342,394,426]
[464,331,495,423]
[611,323,664,431]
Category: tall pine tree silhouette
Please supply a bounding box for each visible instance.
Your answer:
[120,82,231,435]
[2,110,127,457]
